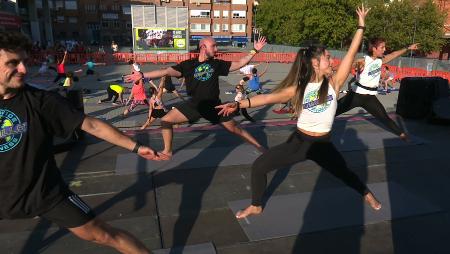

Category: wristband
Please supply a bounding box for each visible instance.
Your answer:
[247,98,251,108]
[132,142,141,153]
[235,101,240,110]
[249,49,257,55]
[357,26,366,31]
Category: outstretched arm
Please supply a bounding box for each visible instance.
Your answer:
[81,116,166,160]
[229,36,267,72]
[124,67,181,83]
[331,5,370,92]
[383,43,419,64]
[216,86,296,116]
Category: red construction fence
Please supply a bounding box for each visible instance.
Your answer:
[29,52,449,81]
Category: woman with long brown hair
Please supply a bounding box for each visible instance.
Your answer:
[216,5,381,219]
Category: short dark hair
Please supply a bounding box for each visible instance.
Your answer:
[252,68,258,74]
[368,38,386,55]
[0,31,32,53]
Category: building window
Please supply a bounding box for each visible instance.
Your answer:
[55,1,64,9]
[111,4,121,11]
[232,11,246,18]
[99,4,107,11]
[222,10,229,18]
[231,0,246,4]
[85,4,96,12]
[213,23,220,32]
[222,24,228,32]
[65,0,77,10]
[68,17,78,23]
[56,16,65,23]
[213,10,220,18]
[231,24,245,32]
[87,23,100,30]
[122,5,131,15]
[190,10,210,18]
[190,23,210,32]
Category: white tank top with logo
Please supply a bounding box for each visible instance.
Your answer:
[297,81,337,133]
[351,55,382,95]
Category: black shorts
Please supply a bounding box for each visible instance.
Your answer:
[151,108,166,118]
[164,83,176,93]
[175,99,233,124]
[86,69,95,75]
[40,192,96,228]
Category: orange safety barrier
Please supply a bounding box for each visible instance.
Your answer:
[28,52,450,81]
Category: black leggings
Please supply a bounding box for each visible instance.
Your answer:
[251,130,369,206]
[336,91,403,136]
[240,108,255,122]
[101,87,119,103]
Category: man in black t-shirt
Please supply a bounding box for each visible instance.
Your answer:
[125,36,267,159]
[0,32,165,253]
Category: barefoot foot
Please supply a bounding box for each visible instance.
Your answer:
[236,205,263,219]
[399,133,410,142]
[364,192,382,211]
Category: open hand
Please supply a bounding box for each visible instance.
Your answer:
[137,146,169,161]
[408,43,420,50]
[124,71,143,83]
[253,36,267,52]
[356,4,370,27]
[215,102,238,116]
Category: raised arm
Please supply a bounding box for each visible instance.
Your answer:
[258,62,270,77]
[331,5,369,92]
[382,43,419,64]
[61,50,68,64]
[229,36,267,72]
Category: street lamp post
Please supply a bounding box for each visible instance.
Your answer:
[253,0,259,43]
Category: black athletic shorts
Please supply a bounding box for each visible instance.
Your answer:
[40,192,96,228]
[86,69,94,75]
[151,108,166,118]
[175,99,233,124]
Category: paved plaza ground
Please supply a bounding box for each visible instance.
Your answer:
[2,62,450,254]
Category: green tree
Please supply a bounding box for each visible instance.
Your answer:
[256,0,446,52]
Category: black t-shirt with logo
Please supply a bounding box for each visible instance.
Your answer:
[172,58,231,103]
[0,85,84,219]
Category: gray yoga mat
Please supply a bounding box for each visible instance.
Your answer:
[115,144,262,175]
[115,129,425,175]
[152,242,216,254]
[332,128,426,152]
[228,182,441,241]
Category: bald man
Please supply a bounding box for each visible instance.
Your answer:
[125,36,267,159]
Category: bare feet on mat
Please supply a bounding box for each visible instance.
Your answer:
[236,205,263,219]
[157,151,172,161]
[364,192,382,211]
[399,133,410,142]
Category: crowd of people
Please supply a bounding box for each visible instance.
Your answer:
[1,4,428,253]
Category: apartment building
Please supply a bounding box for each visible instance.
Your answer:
[149,0,256,46]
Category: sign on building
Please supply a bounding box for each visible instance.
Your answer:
[131,5,188,52]
[134,28,187,50]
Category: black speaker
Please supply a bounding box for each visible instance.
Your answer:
[396,77,449,119]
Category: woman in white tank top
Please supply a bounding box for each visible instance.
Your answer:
[336,38,419,141]
[216,5,382,219]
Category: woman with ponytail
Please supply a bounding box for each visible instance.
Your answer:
[216,5,381,219]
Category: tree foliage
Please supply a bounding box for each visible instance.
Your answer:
[255,0,446,52]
